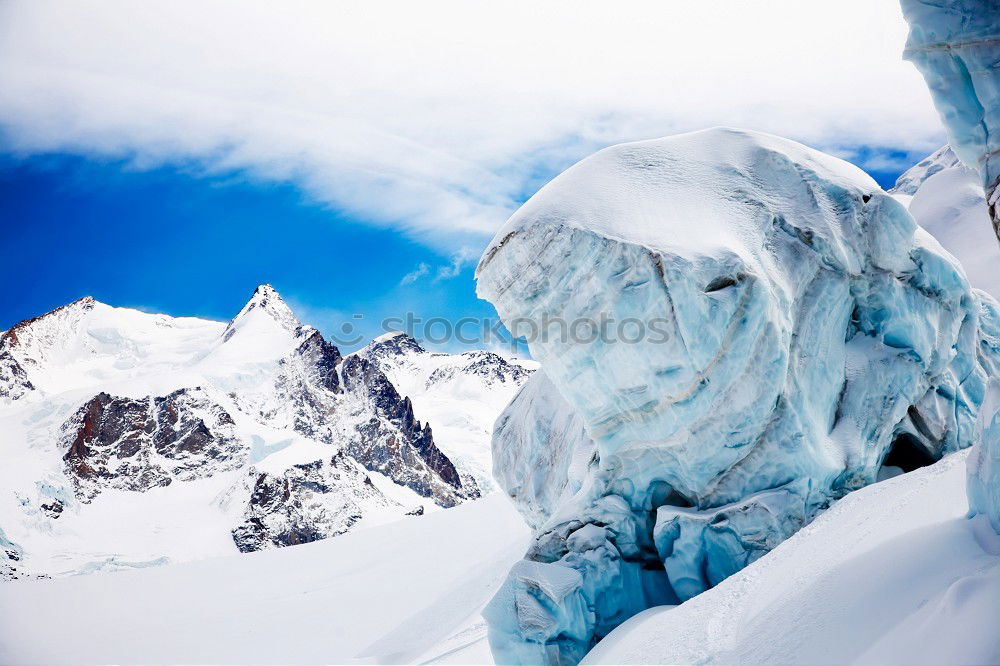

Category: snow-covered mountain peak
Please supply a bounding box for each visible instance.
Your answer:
[207,285,313,369]
[0,296,95,353]
[222,285,305,343]
[0,297,98,402]
[363,330,427,360]
[890,144,963,198]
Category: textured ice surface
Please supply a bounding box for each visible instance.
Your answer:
[491,370,595,529]
[901,0,1000,239]
[968,380,1000,533]
[477,127,1000,665]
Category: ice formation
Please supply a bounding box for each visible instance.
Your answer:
[901,0,1000,241]
[968,380,1000,533]
[477,127,1000,665]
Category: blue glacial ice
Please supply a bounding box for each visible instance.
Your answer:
[476,127,1000,665]
[968,379,1000,533]
[901,0,1000,239]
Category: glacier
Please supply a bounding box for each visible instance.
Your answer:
[901,0,1000,241]
[476,127,1000,665]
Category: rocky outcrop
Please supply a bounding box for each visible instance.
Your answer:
[341,355,477,507]
[232,452,392,552]
[235,324,475,507]
[62,388,246,501]
[0,350,33,402]
[1,527,27,581]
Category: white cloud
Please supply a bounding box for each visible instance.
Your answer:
[400,263,430,285]
[434,248,477,282]
[0,1,944,251]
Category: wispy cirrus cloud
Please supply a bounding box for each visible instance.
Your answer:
[400,263,430,286]
[0,1,945,254]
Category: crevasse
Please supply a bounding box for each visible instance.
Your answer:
[476,127,1000,665]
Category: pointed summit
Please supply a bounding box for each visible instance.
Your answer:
[222,285,304,343]
[362,330,426,361]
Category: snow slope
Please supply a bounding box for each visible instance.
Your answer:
[584,450,1000,666]
[892,145,1000,300]
[0,494,530,665]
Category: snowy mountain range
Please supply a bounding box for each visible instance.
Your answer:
[0,286,533,580]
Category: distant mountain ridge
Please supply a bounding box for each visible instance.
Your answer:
[0,286,533,580]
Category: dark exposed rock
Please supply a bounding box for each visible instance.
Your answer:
[1,528,25,581]
[293,329,343,394]
[40,499,64,519]
[340,354,477,507]
[363,331,428,361]
[231,452,386,552]
[0,350,34,402]
[62,388,246,501]
[240,325,477,509]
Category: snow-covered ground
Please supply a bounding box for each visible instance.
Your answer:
[0,493,529,665]
[584,450,1000,665]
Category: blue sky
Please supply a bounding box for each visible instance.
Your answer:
[0,153,511,352]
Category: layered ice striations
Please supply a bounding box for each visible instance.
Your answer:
[901,0,1000,240]
[476,127,1000,665]
[491,370,596,529]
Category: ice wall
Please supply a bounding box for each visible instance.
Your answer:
[477,127,1000,665]
[968,379,1000,533]
[901,0,1000,241]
